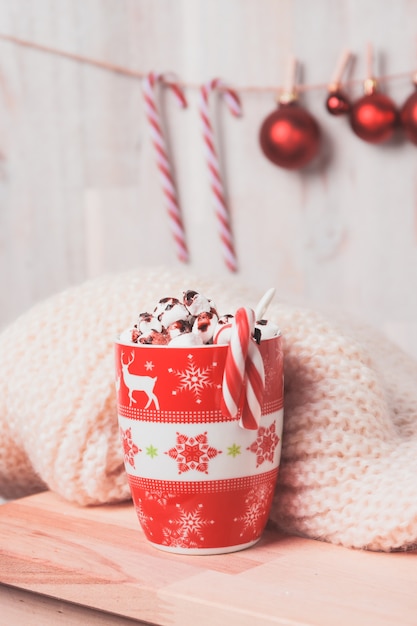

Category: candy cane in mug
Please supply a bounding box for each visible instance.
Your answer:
[221,307,253,419]
[239,339,265,430]
[221,306,265,429]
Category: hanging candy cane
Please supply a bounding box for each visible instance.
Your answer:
[199,78,242,272]
[221,307,265,430]
[142,72,189,263]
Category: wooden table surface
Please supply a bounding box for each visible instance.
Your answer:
[1,491,417,625]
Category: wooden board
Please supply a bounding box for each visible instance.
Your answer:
[1,491,417,625]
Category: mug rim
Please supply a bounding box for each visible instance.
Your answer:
[115,332,281,349]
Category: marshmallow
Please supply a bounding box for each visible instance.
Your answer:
[192,309,219,344]
[254,319,281,341]
[137,312,163,334]
[119,327,139,344]
[167,319,193,340]
[153,297,191,328]
[169,332,204,347]
[183,290,217,316]
[213,314,234,345]
[138,329,169,345]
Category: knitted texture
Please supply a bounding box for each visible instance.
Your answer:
[1,266,417,552]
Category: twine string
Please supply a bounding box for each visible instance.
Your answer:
[0,32,414,95]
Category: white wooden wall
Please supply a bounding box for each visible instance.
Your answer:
[1,0,417,357]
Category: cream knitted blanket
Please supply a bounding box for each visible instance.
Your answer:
[1,266,417,552]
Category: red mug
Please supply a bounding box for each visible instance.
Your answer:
[115,335,283,554]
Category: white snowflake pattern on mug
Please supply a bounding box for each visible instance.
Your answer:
[167,353,221,403]
[163,503,215,548]
[234,482,274,538]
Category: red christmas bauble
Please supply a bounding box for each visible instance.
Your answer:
[349,92,399,143]
[326,90,351,116]
[400,88,417,145]
[259,102,320,169]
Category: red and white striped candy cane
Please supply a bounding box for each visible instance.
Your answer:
[239,339,265,430]
[199,78,242,272]
[221,307,265,429]
[142,72,189,263]
[221,307,253,419]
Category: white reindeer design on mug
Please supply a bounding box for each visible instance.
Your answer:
[120,351,160,410]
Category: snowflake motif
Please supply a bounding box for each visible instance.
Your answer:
[163,503,215,548]
[146,444,158,458]
[162,527,200,549]
[247,422,280,467]
[165,432,222,474]
[234,484,273,538]
[167,353,219,403]
[120,426,141,468]
[135,498,154,535]
[144,361,155,371]
[263,348,283,389]
[145,489,177,507]
[227,443,241,457]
